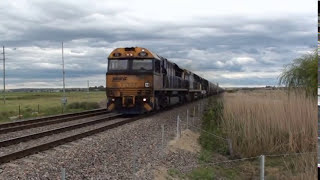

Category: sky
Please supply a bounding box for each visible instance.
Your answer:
[0,0,317,89]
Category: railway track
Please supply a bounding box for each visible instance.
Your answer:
[0,98,207,165]
[0,113,121,148]
[0,108,108,134]
[0,113,146,164]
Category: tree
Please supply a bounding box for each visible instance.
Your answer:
[278,49,318,96]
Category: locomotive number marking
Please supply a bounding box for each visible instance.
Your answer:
[112,77,127,81]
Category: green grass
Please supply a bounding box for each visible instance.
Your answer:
[186,96,234,179]
[198,96,228,156]
[188,167,216,180]
[198,149,212,163]
[188,165,243,180]
[167,168,186,179]
[0,91,106,123]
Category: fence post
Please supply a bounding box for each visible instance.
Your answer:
[18,105,21,119]
[198,103,201,117]
[260,155,265,180]
[186,109,189,129]
[193,106,195,125]
[133,140,137,180]
[179,115,181,137]
[227,139,233,156]
[161,124,164,150]
[176,115,179,138]
[61,168,66,180]
[176,115,180,139]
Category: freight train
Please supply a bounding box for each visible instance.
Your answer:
[106,47,223,114]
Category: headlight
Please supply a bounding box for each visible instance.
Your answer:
[143,98,147,102]
[145,82,150,87]
[139,52,148,56]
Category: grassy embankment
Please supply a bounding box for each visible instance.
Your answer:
[0,91,106,123]
[188,89,317,179]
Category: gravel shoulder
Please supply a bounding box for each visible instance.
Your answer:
[0,99,207,180]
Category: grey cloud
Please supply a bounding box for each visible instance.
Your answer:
[0,1,316,88]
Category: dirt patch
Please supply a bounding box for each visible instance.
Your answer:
[168,129,201,153]
[153,167,169,180]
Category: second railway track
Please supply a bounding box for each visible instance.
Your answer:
[0,113,143,164]
[0,113,121,148]
[0,108,109,134]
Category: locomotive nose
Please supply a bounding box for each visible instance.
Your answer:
[123,96,134,107]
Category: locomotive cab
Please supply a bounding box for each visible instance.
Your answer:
[106,47,160,114]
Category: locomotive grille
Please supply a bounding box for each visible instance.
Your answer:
[120,89,152,96]
[124,96,133,105]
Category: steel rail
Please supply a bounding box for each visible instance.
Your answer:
[0,110,109,134]
[0,108,107,129]
[0,114,143,164]
[0,113,122,148]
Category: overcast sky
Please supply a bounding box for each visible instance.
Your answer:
[0,0,317,88]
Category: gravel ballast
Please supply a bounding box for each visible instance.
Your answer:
[0,99,208,179]
[0,113,116,141]
[0,117,127,156]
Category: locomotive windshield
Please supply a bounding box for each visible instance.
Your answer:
[108,59,153,71]
[109,60,128,70]
[132,59,153,70]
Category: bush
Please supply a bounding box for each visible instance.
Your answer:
[279,49,318,96]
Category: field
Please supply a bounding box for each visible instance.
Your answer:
[0,91,107,123]
[191,89,317,179]
[223,89,317,157]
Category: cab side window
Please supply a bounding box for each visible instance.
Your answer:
[155,60,160,73]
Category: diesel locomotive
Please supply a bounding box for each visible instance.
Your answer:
[106,47,223,114]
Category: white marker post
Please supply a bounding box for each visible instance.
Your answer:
[61,168,66,180]
[176,115,180,139]
[260,155,265,180]
[186,109,189,129]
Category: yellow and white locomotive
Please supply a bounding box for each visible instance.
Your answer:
[106,47,222,114]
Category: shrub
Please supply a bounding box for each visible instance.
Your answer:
[279,49,318,96]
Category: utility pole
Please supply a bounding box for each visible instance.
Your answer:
[2,46,5,104]
[87,80,89,99]
[217,83,219,94]
[61,42,66,112]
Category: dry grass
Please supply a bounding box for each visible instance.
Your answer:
[222,89,317,157]
[265,153,317,180]
[220,89,317,179]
